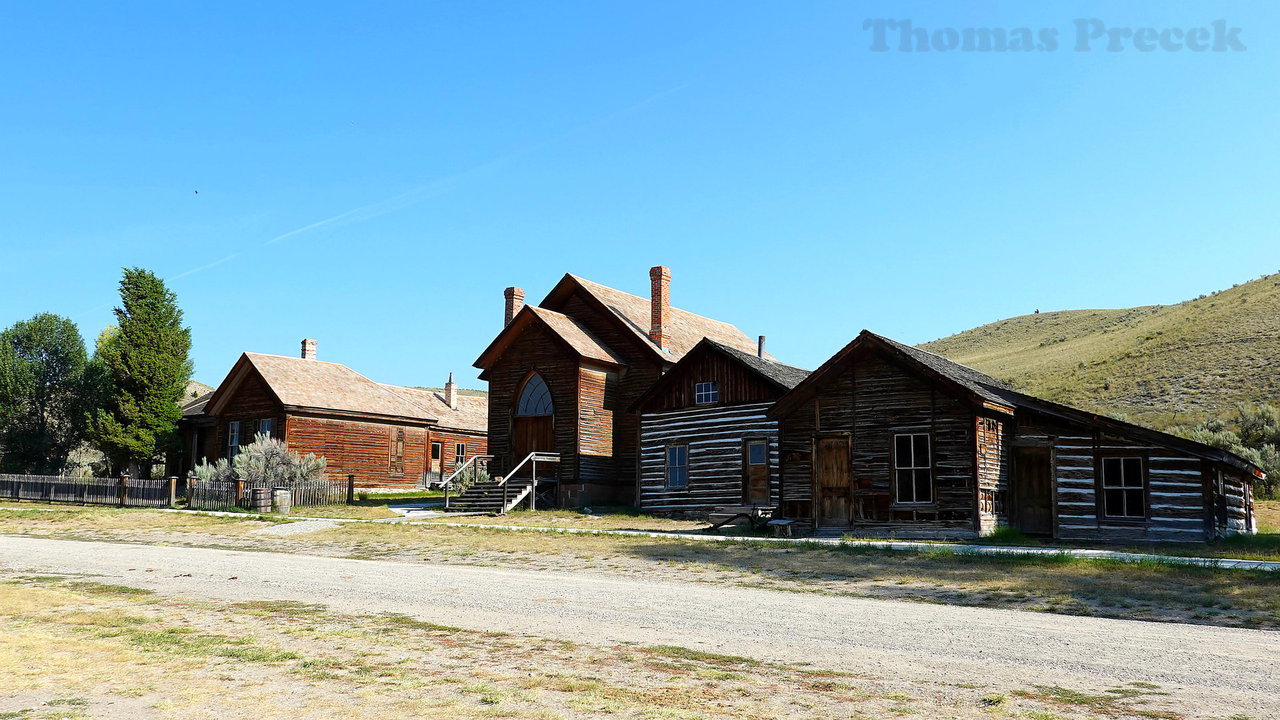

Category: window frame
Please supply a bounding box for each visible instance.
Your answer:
[455,442,467,464]
[693,381,719,405]
[227,421,241,458]
[892,433,933,505]
[746,440,768,466]
[430,441,442,463]
[257,418,274,439]
[664,444,689,489]
[1099,455,1147,521]
[389,428,405,474]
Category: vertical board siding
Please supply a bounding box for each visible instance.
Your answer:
[638,402,779,512]
[975,415,1009,535]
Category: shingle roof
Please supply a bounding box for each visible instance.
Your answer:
[182,391,213,418]
[526,306,625,365]
[241,353,437,422]
[704,339,810,390]
[383,385,488,433]
[866,332,1020,409]
[566,275,765,361]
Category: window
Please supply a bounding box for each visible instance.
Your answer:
[391,429,405,474]
[1101,457,1145,519]
[227,421,241,458]
[747,441,767,466]
[694,381,718,404]
[257,418,274,438]
[431,442,442,461]
[893,434,932,504]
[456,442,467,464]
[665,445,688,489]
[516,373,554,416]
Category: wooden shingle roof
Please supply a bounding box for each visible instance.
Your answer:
[383,385,488,434]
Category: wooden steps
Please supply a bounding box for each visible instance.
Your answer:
[445,479,534,514]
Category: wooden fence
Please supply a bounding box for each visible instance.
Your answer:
[187,478,351,511]
[0,474,173,508]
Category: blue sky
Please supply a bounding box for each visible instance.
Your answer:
[1,1,1277,388]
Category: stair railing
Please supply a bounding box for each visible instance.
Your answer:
[439,454,493,510]
[495,452,560,513]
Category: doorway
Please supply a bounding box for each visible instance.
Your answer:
[512,373,555,472]
[1013,446,1053,535]
[814,436,852,526]
[743,439,770,505]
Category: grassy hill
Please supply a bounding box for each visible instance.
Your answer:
[920,272,1280,429]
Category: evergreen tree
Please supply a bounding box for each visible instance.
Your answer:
[0,313,89,473]
[87,268,192,475]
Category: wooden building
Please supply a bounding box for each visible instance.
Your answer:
[179,340,487,488]
[473,267,767,506]
[631,338,809,515]
[770,330,1261,542]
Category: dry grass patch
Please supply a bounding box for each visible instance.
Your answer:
[0,576,1174,720]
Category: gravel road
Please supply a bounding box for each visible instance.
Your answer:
[1,536,1275,717]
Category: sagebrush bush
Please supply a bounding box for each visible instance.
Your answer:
[192,433,327,485]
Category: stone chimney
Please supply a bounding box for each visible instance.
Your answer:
[757,335,766,359]
[444,372,458,410]
[504,287,525,327]
[301,338,317,360]
[649,266,671,351]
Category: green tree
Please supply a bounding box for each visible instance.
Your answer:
[87,268,192,475]
[0,313,89,473]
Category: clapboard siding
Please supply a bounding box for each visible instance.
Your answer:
[287,415,428,488]
[638,402,779,513]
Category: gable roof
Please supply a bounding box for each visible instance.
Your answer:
[543,274,766,362]
[182,391,213,418]
[770,330,1262,476]
[631,338,809,412]
[474,304,625,370]
[383,385,488,434]
[207,353,438,424]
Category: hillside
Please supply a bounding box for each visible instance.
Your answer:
[920,272,1280,429]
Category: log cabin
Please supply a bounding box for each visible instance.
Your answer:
[473,267,767,506]
[631,337,809,515]
[770,330,1261,542]
[179,340,487,488]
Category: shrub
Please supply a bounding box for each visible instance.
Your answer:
[191,433,327,486]
[448,467,490,495]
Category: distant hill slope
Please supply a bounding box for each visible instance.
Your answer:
[920,272,1280,429]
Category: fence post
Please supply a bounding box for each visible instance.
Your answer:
[118,474,129,508]
[234,479,245,509]
[530,458,537,511]
[346,474,355,505]
[186,474,196,506]
[167,476,178,508]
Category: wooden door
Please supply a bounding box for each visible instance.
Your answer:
[815,436,852,526]
[743,440,770,505]
[513,416,554,471]
[430,441,443,475]
[1014,446,1053,535]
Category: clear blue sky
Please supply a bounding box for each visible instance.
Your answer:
[2,1,1277,388]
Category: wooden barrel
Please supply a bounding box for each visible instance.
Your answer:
[272,488,292,515]
[250,487,272,514]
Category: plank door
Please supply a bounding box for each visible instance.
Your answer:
[743,439,770,505]
[513,416,554,471]
[1013,446,1053,535]
[815,436,852,527]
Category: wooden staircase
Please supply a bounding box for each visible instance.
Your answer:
[444,477,534,514]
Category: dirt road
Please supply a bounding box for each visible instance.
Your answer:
[1,535,1275,717]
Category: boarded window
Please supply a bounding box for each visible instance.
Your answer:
[665,445,688,489]
[894,433,932,504]
[1101,457,1145,519]
[747,441,767,466]
[516,374,554,416]
[694,381,718,404]
[390,429,405,474]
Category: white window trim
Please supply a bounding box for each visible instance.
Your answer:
[455,442,467,462]
[665,444,689,489]
[893,433,933,505]
[694,381,719,405]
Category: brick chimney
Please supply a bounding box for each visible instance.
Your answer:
[757,335,766,359]
[649,266,670,351]
[444,372,458,410]
[504,287,525,327]
[301,338,317,360]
